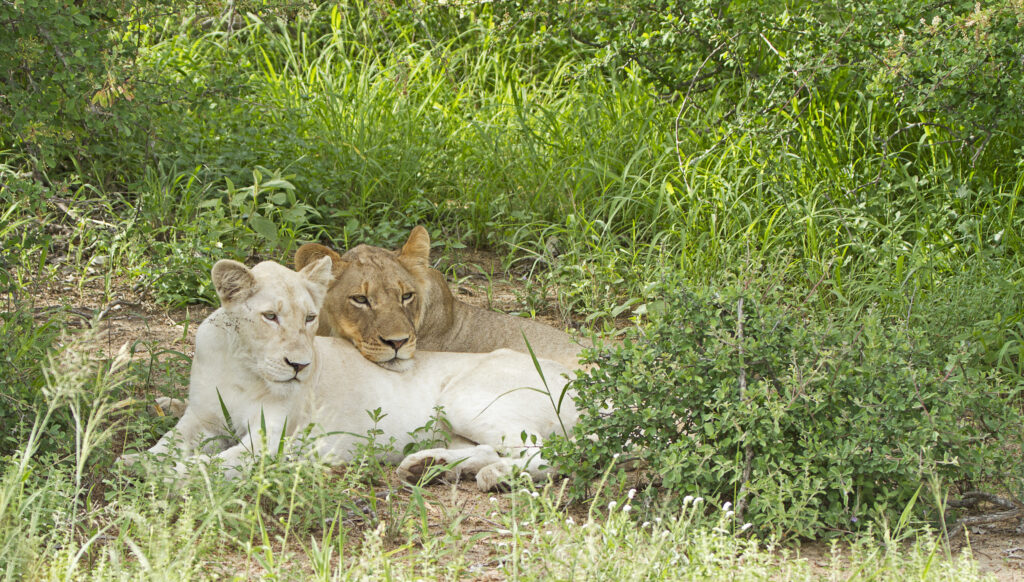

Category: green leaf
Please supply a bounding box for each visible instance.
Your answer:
[261,179,295,191]
[250,214,279,242]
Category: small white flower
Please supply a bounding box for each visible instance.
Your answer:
[566,517,575,526]
[519,488,531,496]
[489,497,498,503]
[694,497,704,504]
[725,510,735,519]
[531,491,539,498]
[623,504,632,513]
[722,501,732,512]
[613,453,621,459]
[642,521,651,528]
[683,495,694,505]
[741,523,753,532]
[627,488,636,500]
[608,501,617,511]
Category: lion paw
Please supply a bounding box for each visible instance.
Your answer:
[150,397,188,418]
[476,461,514,492]
[116,452,142,468]
[397,451,460,484]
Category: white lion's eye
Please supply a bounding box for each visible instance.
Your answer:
[401,292,414,302]
[262,312,278,322]
[351,295,369,306]
[305,314,317,323]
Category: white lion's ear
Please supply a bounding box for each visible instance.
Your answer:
[398,225,431,268]
[300,255,333,308]
[212,260,257,305]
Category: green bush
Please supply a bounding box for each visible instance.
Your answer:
[0,307,65,457]
[0,0,157,181]
[548,271,1024,538]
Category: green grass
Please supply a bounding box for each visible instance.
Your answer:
[0,337,996,579]
[114,4,1021,323]
[1,0,1022,578]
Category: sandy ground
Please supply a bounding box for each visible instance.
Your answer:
[18,248,1024,580]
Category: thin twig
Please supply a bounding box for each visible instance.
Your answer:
[36,26,70,72]
[49,198,118,230]
[734,297,755,526]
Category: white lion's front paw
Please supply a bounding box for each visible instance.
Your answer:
[475,461,514,491]
[397,450,460,484]
[116,452,142,468]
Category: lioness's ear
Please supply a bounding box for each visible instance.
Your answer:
[212,260,257,305]
[295,243,346,278]
[299,255,333,308]
[398,225,431,268]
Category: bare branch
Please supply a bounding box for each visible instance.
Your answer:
[947,508,1023,541]
[948,491,1019,511]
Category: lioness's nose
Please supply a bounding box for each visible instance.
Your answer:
[381,336,409,351]
[285,358,309,373]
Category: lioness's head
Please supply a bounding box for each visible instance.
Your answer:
[294,226,451,372]
[212,256,333,392]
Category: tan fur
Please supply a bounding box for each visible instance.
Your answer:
[295,226,589,371]
[121,258,577,491]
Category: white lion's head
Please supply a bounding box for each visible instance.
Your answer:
[211,256,333,394]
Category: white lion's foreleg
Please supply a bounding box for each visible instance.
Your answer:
[118,409,219,472]
[144,410,214,457]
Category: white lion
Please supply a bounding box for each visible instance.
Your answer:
[128,256,578,491]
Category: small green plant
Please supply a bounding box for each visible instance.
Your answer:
[141,166,322,305]
[402,405,452,456]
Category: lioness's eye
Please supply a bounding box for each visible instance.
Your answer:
[401,292,414,302]
[305,314,317,323]
[262,312,278,322]
[351,295,369,305]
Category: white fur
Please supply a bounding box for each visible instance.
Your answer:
[129,257,577,491]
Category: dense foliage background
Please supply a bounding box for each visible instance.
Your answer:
[1,0,1023,566]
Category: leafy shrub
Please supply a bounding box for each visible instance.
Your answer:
[547,272,1024,538]
[0,0,162,181]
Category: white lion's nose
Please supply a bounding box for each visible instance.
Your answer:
[285,358,309,373]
